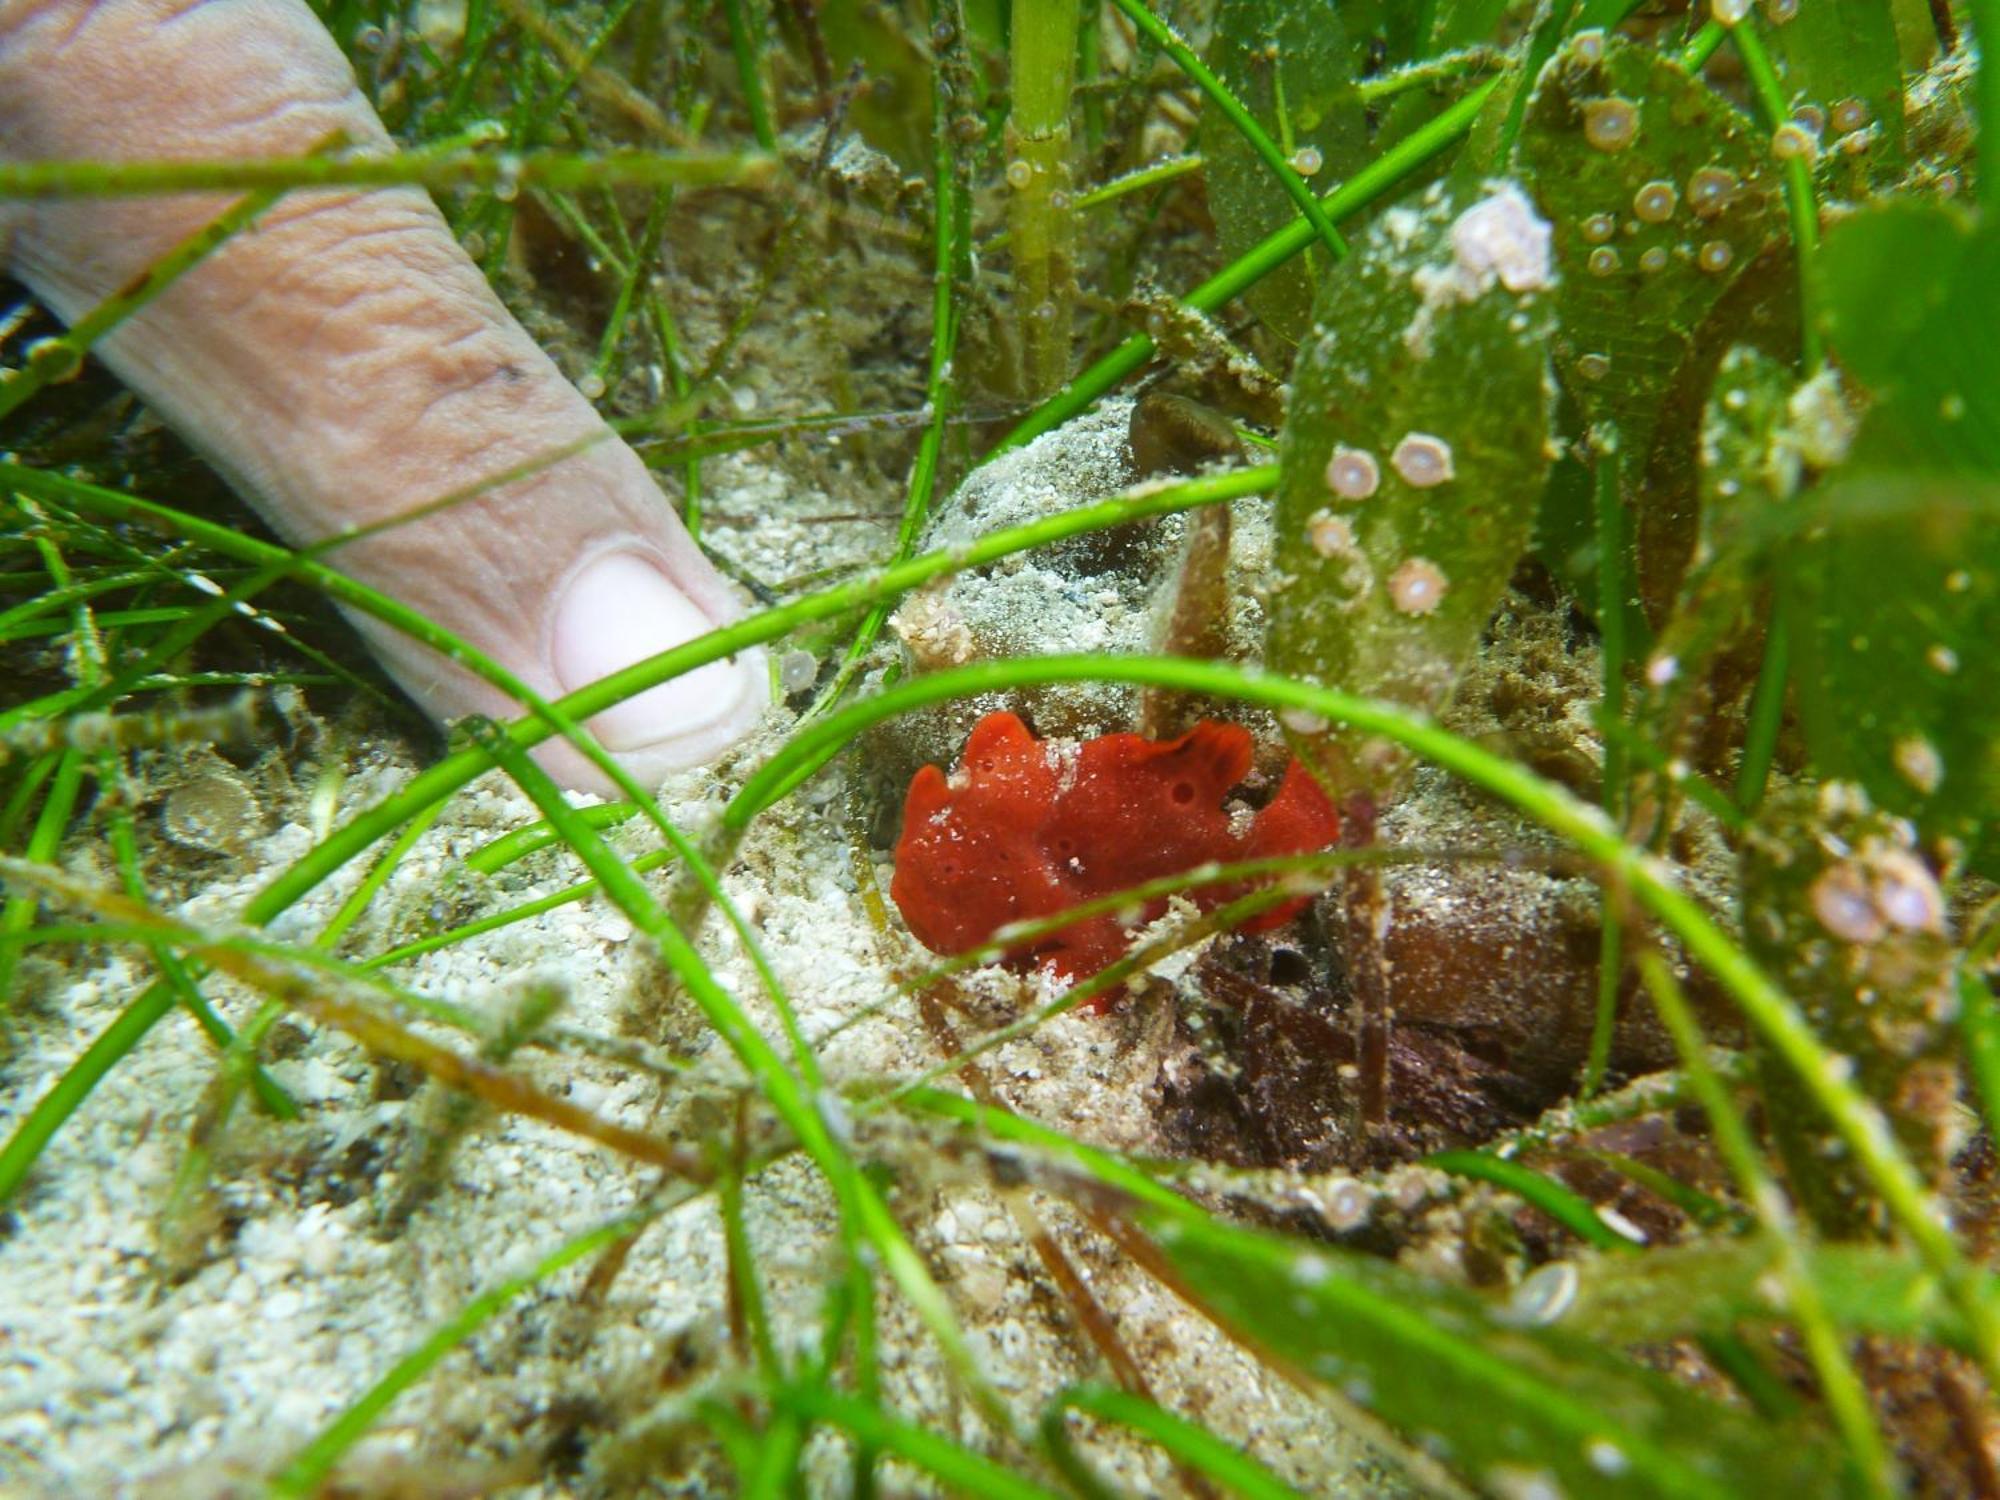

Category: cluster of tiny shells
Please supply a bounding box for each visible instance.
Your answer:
[1320,432,1455,497]
[1809,845,1945,945]
[1312,431,1454,614]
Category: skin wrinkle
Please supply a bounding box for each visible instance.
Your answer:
[153,0,235,26]
[5,0,107,56]
[0,0,768,791]
[208,85,371,144]
[223,209,453,332]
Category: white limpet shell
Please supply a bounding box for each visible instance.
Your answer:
[1306,510,1358,559]
[1391,433,1456,487]
[1324,445,1381,500]
[1387,557,1449,614]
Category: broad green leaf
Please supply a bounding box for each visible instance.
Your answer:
[1514,33,1783,465]
[1762,0,1907,177]
[1742,783,1962,1237]
[1152,1212,1849,1498]
[1268,179,1554,797]
[1203,0,1367,342]
[1791,201,2000,847]
[1788,472,2000,845]
[1565,1240,1989,1355]
[1423,0,1514,50]
[1815,197,1994,472]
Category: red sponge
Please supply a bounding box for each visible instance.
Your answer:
[890,711,1339,984]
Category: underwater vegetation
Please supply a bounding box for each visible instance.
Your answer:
[2,0,2000,1496]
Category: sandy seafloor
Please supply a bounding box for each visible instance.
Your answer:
[0,407,1436,1497]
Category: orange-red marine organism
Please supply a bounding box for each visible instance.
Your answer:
[890,711,1339,983]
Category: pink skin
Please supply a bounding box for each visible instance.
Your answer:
[0,0,768,795]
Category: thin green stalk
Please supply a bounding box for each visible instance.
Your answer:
[615,175,707,536]
[1584,430,1627,1098]
[1044,1386,1303,1500]
[1423,1150,1634,1252]
[463,803,641,874]
[1595,714,1746,830]
[466,723,1009,1433]
[365,850,676,966]
[720,1147,781,1377]
[995,75,1500,451]
[721,0,777,151]
[1729,17,1823,369]
[1493,0,1579,161]
[775,1387,1062,1500]
[542,0,649,139]
[1574,1147,1742,1230]
[693,1392,768,1480]
[806,33,967,719]
[1353,46,1500,103]
[985,154,1202,251]
[0,144,771,201]
[1103,0,1344,264]
[436,0,500,132]
[104,779,297,1121]
[0,748,84,1009]
[1698,1331,1804,1422]
[1078,0,1105,154]
[0,752,59,848]
[1593,433,1630,820]
[1735,607,1789,814]
[1636,953,1896,1497]
[317,800,450,953]
[743,1412,810,1500]
[1973,0,2000,192]
[1681,19,1727,70]
[1009,0,1082,396]
[0,974,178,1195]
[0,567,194,638]
[1959,967,2000,1142]
[588,185,667,393]
[847,1257,882,1498]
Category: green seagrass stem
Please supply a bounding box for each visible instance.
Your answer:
[1008,0,1080,397]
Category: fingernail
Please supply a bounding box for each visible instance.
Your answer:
[551,551,753,753]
